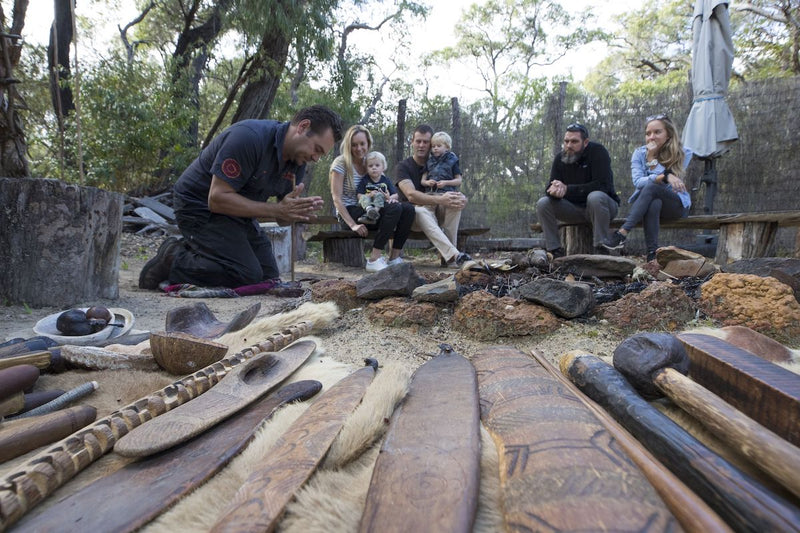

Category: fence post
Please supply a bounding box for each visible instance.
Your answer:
[451,97,461,154]
[553,81,568,155]
[395,98,407,168]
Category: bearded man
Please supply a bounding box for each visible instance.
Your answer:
[535,123,620,257]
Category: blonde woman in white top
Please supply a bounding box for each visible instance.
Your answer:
[329,125,415,272]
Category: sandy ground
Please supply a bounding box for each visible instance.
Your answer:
[0,233,623,369]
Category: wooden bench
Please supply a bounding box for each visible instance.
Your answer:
[306,216,489,267]
[530,211,800,264]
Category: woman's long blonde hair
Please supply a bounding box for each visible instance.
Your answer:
[331,124,373,190]
[650,115,685,178]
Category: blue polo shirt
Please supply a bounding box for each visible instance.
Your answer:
[173,120,305,221]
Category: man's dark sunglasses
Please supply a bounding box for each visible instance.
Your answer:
[566,123,588,136]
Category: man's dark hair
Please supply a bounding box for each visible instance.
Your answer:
[566,122,589,140]
[413,124,434,137]
[292,105,344,143]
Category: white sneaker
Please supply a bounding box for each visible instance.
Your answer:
[366,257,388,272]
[387,257,404,266]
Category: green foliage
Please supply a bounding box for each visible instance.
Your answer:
[731,1,800,79]
[581,0,693,98]
[23,48,196,191]
[433,0,606,129]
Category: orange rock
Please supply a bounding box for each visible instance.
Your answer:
[365,297,438,327]
[452,290,559,340]
[699,273,800,341]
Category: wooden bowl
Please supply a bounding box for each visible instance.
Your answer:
[149,331,228,375]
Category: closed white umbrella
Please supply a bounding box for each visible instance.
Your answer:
[682,0,739,213]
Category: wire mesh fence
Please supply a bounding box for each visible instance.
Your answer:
[306,76,800,255]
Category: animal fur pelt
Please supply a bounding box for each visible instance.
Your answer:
[217,301,340,355]
[144,350,503,532]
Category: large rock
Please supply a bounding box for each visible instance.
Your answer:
[722,258,800,277]
[721,258,800,304]
[365,297,438,327]
[452,290,559,340]
[310,279,361,312]
[598,282,696,331]
[515,278,595,318]
[613,333,689,400]
[552,254,637,279]
[699,273,800,341]
[356,263,425,299]
[412,277,459,303]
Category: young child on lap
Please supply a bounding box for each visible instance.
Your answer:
[421,131,463,194]
[356,151,398,224]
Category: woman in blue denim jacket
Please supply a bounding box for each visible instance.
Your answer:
[603,115,692,261]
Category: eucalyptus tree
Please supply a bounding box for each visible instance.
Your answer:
[733,0,800,77]
[0,0,29,176]
[432,0,604,131]
[581,0,694,97]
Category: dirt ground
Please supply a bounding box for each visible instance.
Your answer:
[0,233,624,369]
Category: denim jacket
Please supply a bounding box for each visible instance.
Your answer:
[629,145,693,208]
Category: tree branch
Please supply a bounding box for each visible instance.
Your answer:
[338,12,398,65]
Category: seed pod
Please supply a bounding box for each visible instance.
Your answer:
[56,309,93,336]
[85,306,113,323]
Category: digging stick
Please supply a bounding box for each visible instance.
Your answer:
[0,321,312,531]
[561,351,800,532]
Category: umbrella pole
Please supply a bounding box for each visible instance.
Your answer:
[701,158,718,215]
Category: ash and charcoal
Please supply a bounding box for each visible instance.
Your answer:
[456,264,711,305]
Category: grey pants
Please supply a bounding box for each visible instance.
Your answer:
[536,191,619,250]
[621,181,686,253]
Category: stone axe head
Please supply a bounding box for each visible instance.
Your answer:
[613,332,690,400]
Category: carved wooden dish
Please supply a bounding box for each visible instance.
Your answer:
[149,331,228,375]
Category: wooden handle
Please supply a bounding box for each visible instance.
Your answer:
[0,352,51,372]
[0,406,97,462]
[0,321,313,531]
[0,393,24,418]
[560,351,800,532]
[531,350,732,533]
[0,365,39,402]
[655,366,800,500]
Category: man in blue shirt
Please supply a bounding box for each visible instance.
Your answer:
[139,105,343,289]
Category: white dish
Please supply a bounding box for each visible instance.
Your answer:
[33,307,135,346]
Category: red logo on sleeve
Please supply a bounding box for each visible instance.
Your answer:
[282,171,296,182]
[221,158,241,179]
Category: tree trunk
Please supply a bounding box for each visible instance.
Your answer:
[48,0,74,119]
[0,178,123,307]
[0,1,30,177]
[230,29,289,122]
